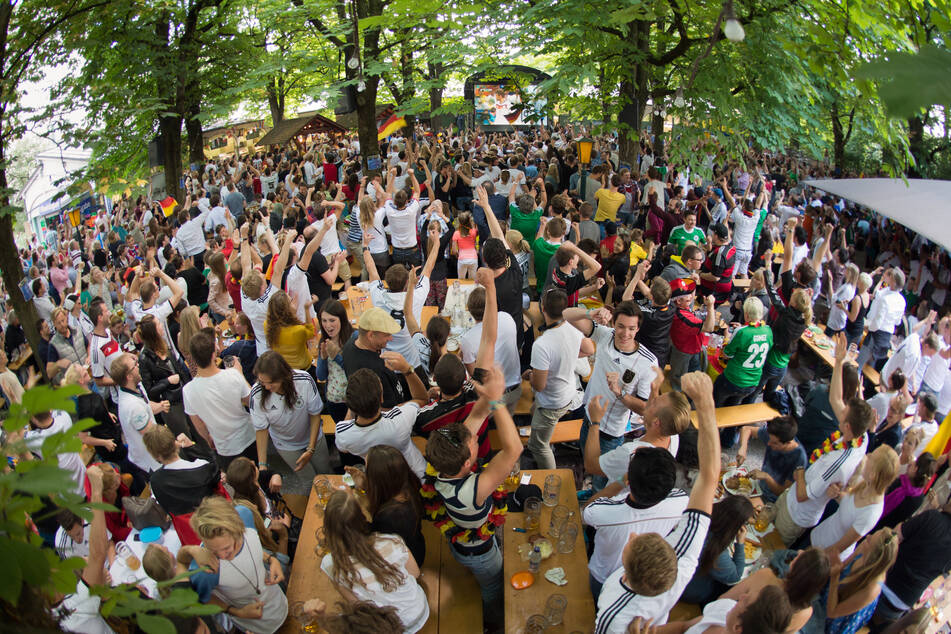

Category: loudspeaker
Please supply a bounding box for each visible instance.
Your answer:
[148,135,165,168]
[335,85,356,115]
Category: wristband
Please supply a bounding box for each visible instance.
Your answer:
[306,447,315,453]
[488,399,504,412]
[590,420,601,426]
[258,462,269,468]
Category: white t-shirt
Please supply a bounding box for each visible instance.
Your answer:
[785,436,868,528]
[366,277,430,368]
[182,368,255,456]
[335,403,425,478]
[116,386,161,472]
[685,598,736,634]
[261,173,278,195]
[827,282,856,331]
[316,214,342,257]
[320,535,429,633]
[285,264,311,323]
[530,322,584,409]
[25,410,86,496]
[250,371,323,451]
[583,489,688,583]
[922,354,950,393]
[595,509,711,631]
[583,324,657,437]
[600,437,681,484]
[365,207,389,254]
[460,312,521,388]
[88,331,123,402]
[241,284,277,355]
[131,299,175,354]
[882,333,923,393]
[384,199,422,249]
[810,493,883,561]
[907,420,939,457]
[55,522,92,560]
[204,205,230,233]
[730,208,760,251]
[58,579,114,634]
[867,391,896,428]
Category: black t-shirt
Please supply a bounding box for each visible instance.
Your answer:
[422,230,453,282]
[180,267,208,307]
[4,324,25,357]
[306,253,333,309]
[491,249,524,346]
[341,339,408,410]
[371,502,425,567]
[76,392,126,463]
[885,509,951,606]
[434,174,453,204]
[637,301,674,366]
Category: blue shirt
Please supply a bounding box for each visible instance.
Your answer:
[758,426,807,503]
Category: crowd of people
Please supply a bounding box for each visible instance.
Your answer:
[5,122,951,633]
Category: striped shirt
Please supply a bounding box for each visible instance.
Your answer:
[249,371,323,451]
[335,402,425,478]
[595,509,711,632]
[785,434,868,528]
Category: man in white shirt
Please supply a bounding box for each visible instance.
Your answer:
[383,172,423,267]
[563,301,658,487]
[594,372,720,631]
[460,286,522,412]
[335,360,429,478]
[182,330,256,469]
[856,268,907,376]
[524,288,595,469]
[908,393,940,458]
[360,230,438,368]
[203,192,232,233]
[112,352,164,474]
[174,204,212,264]
[25,411,87,497]
[238,221,289,354]
[774,336,874,545]
[128,260,184,354]
[728,199,761,278]
[87,299,123,406]
[583,394,688,600]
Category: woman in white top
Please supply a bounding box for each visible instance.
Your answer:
[321,490,429,633]
[191,496,287,634]
[664,584,793,634]
[358,193,390,275]
[810,445,900,562]
[826,263,860,335]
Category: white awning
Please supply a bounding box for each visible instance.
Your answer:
[802,178,951,251]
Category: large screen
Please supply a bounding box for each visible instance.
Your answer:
[474,83,544,127]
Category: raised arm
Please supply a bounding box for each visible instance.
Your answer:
[153,263,184,307]
[781,217,797,274]
[404,267,422,337]
[270,229,293,285]
[811,222,835,272]
[680,372,721,514]
[476,184,505,241]
[474,268,497,370]
[622,260,652,301]
[81,466,108,586]
[420,225,439,280]
[568,241,601,281]
[829,331,849,423]
[362,232,381,282]
[474,365,522,505]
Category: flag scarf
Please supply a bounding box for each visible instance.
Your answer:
[377,114,407,140]
[160,196,177,217]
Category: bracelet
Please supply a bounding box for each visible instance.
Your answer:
[363,246,370,250]
[258,462,269,468]
[305,447,315,453]
[489,399,504,412]
[590,420,601,426]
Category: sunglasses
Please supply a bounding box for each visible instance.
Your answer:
[436,426,461,448]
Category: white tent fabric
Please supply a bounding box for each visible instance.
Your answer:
[802,178,951,250]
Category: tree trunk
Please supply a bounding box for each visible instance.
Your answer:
[617,80,640,168]
[185,103,204,167]
[267,76,285,125]
[908,115,925,178]
[0,215,43,380]
[427,62,443,113]
[159,115,183,202]
[831,101,847,173]
[355,84,381,174]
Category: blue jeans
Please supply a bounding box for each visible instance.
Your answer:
[758,361,787,404]
[391,245,420,267]
[590,572,604,603]
[450,540,503,630]
[580,414,626,491]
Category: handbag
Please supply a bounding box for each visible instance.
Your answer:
[122,495,171,531]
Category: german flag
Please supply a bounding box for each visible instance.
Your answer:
[377,114,406,140]
[159,196,177,217]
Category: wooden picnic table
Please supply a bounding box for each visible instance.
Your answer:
[503,468,595,634]
[8,348,32,371]
[799,328,880,384]
[344,285,439,332]
[280,474,482,634]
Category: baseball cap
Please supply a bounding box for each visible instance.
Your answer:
[63,294,78,311]
[670,278,697,298]
[358,307,400,334]
[711,223,729,240]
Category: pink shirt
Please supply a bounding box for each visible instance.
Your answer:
[453,228,478,261]
[49,267,70,294]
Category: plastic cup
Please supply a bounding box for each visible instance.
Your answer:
[523,497,542,532]
[543,474,561,507]
[524,614,548,634]
[545,593,568,626]
[548,505,570,539]
[557,523,579,554]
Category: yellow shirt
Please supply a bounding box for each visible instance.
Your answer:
[629,242,648,267]
[594,188,626,222]
[265,322,316,370]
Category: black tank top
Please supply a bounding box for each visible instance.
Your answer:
[845,294,869,338]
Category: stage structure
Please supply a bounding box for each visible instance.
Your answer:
[463,66,551,130]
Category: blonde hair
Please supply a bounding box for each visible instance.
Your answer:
[190,496,246,542]
[623,533,677,596]
[789,288,813,324]
[844,263,860,287]
[505,229,530,254]
[177,305,202,360]
[62,363,88,388]
[743,296,764,322]
[143,544,175,583]
[856,445,900,496]
[359,197,378,234]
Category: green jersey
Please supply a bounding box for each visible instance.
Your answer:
[722,323,773,387]
[509,204,543,241]
[533,238,561,292]
[668,225,707,254]
[752,208,767,247]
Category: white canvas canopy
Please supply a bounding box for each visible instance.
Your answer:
[803,178,951,250]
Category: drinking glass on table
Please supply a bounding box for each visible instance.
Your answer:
[116,542,140,571]
[291,601,320,633]
[543,474,561,507]
[523,614,548,634]
[313,477,334,507]
[545,593,568,626]
[523,497,542,532]
[548,505,570,539]
[557,523,579,554]
[754,504,773,532]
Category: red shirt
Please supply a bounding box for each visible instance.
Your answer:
[322,162,339,184]
[670,307,706,354]
[225,271,242,312]
[700,244,736,294]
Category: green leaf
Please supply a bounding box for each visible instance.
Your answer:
[136,613,177,634]
[0,539,23,604]
[9,538,50,585]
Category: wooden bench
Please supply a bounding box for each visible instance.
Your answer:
[692,401,779,429]
[487,418,583,451]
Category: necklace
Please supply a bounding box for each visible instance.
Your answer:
[226,540,261,595]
